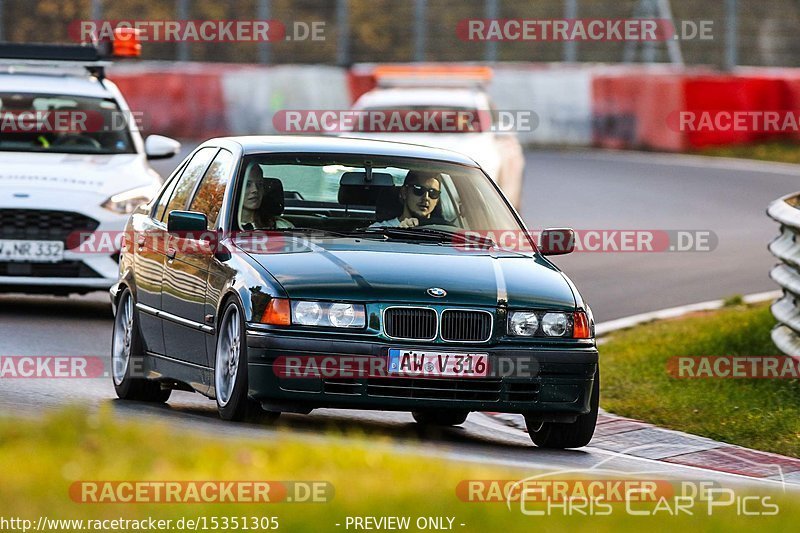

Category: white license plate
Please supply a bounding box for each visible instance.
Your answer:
[388,349,489,378]
[0,240,64,263]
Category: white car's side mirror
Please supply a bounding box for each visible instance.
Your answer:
[144,135,181,160]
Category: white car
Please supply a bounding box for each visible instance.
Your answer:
[349,86,525,208]
[0,41,180,295]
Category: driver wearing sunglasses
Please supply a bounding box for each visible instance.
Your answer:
[372,170,442,229]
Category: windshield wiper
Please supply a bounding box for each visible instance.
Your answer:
[275,227,388,241]
[353,227,444,242]
[279,227,353,238]
[255,226,497,248]
[352,227,496,248]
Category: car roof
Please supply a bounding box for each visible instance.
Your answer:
[208,135,481,167]
[0,71,112,98]
[354,87,488,109]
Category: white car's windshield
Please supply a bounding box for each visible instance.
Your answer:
[0,92,136,154]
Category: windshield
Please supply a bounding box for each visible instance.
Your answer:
[234,154,525,244]
[0,93,136,154]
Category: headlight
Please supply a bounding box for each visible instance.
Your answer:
[508,311,539,336]
[293,301,322,325]
[101,185,156,214]
[507,310,592,338]
[329,303,358,327]
[291,300,366,329]
[541,312,568,336]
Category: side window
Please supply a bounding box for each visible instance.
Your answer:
[188,149,235,229]
[152,162,186,221]
[161,147,217,222]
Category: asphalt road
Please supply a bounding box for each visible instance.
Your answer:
[1,147,798,487]
[520,149,798,320]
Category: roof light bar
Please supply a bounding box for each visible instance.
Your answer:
[0,29,141,79]
[0,43,104,63]
[373,65,494,88]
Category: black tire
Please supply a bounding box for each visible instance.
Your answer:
[214,298,279,423]
[111,288,171,403]
[526,370,599,449]
[412,410,469,426]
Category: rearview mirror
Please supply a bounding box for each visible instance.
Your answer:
[145,135,181,160]
[167,211,208,234]
[539,228,575,256]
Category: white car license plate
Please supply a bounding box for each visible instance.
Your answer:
[0,240,64,263]
[388,349,489,378]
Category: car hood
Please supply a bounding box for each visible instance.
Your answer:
[0,152,159,199]
[240,237,576,309]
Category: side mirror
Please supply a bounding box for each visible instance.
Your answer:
[145,135,181,160]
[167,211,208,234]
[539,228,575,256]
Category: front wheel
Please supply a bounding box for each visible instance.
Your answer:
[214,299,279,423]
[412,410,469,426]
[111,288,170,403]
[526,370,599,449]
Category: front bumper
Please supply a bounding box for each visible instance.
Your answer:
[0,212,124,294]
[246,330,598,415]
[0,254,119,293]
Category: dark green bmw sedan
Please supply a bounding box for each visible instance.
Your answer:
[110,136,599,449]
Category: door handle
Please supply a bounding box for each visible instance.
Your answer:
[166,248,176,260]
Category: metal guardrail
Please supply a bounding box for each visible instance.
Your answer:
[767,191,800,358]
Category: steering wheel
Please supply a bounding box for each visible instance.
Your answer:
[52,134,103,150]
[418,218,458,229]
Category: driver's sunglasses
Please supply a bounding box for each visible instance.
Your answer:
[409,183,441,200]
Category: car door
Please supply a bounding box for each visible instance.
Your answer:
[161,148,234,367]
[146,147,216,359]
[132,159,187,355]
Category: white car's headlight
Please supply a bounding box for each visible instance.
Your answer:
[291,301,366,329]
[102,185,156,215]
[508,311,539,336]
[541,312,569,337]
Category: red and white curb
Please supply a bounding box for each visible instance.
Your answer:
[485,410,800,486]
[487,290,800,485]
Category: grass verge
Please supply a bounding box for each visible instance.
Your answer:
[1,406,798,531]
[601,301,800,457]
[696,141,800,164]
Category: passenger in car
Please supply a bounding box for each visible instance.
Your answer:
[372,170,442,228]
[240,165,294,230]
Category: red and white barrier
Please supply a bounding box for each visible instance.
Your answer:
[491,64,594,145]
[107,61,800,151]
